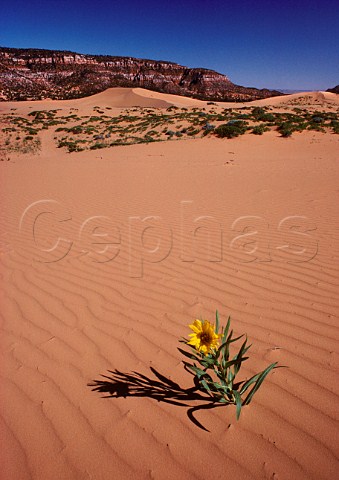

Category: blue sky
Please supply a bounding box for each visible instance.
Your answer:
[1,0,338,89]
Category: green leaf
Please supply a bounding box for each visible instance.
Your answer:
[219,332,242,352]
[240,372,261,394]
[233,338,250,375]
[213,382,228,392]
[237,337,248,357]
[227,369,235,384]
[219,335,232,361]
[217,331,245,365]
[183,362,213,380]
[228,334,245,344]
[200,378,212,395]
[242,363,277,405]
[182,361,198,375]
[233,390,242,420]
[200,377,224,397]
[215,368,226,383]
[240,362,277,395]
[215,310,219,334]
[222,316,231,343]
[242,344,252,355]
[225,357,249,369]
[198,356,215,368]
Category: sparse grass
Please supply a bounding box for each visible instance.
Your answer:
[1,102,338,154]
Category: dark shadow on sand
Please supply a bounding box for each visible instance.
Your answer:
[88,367,225,431]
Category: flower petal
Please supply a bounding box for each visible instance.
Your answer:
[189,324,201,334]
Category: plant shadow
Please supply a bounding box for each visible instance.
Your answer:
[88,367,225,431]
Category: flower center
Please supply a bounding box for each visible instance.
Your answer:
[200,332,212,344]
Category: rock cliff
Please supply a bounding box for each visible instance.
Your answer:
[326,85,339,94]
[0,47,282,102]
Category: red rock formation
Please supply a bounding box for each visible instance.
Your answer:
[326,85,339,94]
[0,47,282,102]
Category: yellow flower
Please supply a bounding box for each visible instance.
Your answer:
[187,319,220,354]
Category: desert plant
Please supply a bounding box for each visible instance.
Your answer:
[330,120,339,134]
[179,312,279,419]
[278,122,296,137]
[260,113,276,122]
[214,121,248,138]
[90,143,106,150]
[251,107,266,119]
[252,125,269,135]
[187,128,201,136]
[202,122,215,131]
[311,115,324,124]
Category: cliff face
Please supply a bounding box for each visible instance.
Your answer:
[327,85,339,94]
[0,47,282,102]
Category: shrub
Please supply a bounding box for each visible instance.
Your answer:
[57,140,84,152]
[260,113,276,122]
[214,122,248,138]
[187,129,201,136]
[236,113,251,120]
[278,122,296,137]
[142,135,156,143]
[69,126,83,134]
[252,125,269,135]
[227,119,248,127]
[307,124,325,133]
[67,143,82,153]
[251,107,266,118]
[90,143,106,150]
[330,121,339,134]
[202,122,215,131]
[251,107,275,122]
[311,116,324,124]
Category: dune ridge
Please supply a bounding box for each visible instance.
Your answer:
[1,86,339,115]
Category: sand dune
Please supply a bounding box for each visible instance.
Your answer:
[253,90,339,108]
[0,87,201,115]
[1,87,338,116]
[1,88,339,480]
[80,87,175,108]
